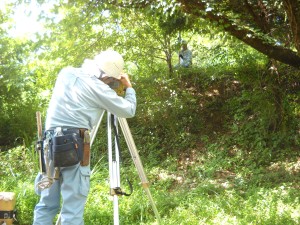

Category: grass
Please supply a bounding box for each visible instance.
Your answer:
[1,145,299,225]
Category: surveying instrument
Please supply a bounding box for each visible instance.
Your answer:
[36,111,161,225]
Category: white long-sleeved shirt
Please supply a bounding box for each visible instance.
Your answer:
[179,49,192,67]
[45,66,136,130]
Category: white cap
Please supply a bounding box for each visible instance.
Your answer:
[94,50,124,79]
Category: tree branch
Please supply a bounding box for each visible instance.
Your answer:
[178,0,300,69]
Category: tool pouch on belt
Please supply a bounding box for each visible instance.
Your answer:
[52,133,83,167]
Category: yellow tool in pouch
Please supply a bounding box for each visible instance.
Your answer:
[0,192,16,225]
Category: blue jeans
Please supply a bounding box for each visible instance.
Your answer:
[33,163,90,225]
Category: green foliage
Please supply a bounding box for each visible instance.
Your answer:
[0,3,45,147]
[131,70,206,161]
[2,145,299,225]
[0,36,40,147]
[0,146,39,224]
[219,63,300,165]
[0,1,300,224]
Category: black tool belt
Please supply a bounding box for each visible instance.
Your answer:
[46,128,86,167]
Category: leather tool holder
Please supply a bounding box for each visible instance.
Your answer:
[80,130,90,166]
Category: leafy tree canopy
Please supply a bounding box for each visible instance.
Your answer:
[105,0,300,68]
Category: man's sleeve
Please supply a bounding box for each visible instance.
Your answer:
[124,87,136,105]
[84,79,137,118]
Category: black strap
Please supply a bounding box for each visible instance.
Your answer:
[111,114,123,161]
[36,140,46,173]
[111,114,133,197]
[0,210,15,219]
[112,178,133,196]
[45,128,84,136]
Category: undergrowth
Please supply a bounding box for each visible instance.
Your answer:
[1,145,299,224]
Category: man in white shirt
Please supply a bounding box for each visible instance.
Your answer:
[33,50,136,225]
[176,40,192,68]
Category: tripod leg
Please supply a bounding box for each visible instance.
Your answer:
[108,113,120,225]
[118,118,162,224]
[90,111,106,146]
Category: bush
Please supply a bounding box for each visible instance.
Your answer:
[0,146,39,224]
